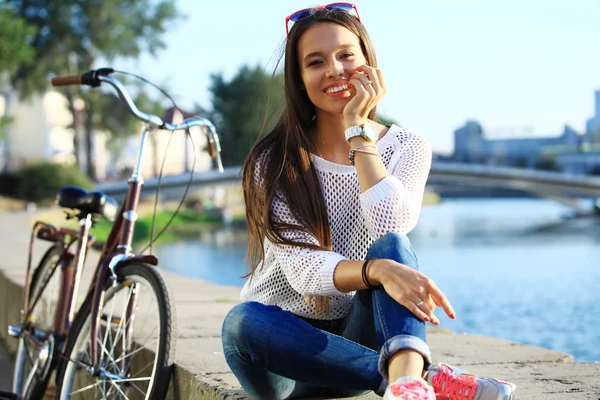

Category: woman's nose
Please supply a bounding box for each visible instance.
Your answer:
[326,61,345,79]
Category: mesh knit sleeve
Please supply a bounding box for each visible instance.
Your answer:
[267,194,347,297]
[359,132,432,238]
[253,151,347,298]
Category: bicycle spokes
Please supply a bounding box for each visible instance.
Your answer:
[60,271,166,400]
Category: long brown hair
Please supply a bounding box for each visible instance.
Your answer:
[242,9,379,288]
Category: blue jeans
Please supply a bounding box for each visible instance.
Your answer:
[222,233,431,399]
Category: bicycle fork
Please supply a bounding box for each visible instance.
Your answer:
[88,254,140,378]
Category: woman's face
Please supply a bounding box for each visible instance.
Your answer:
[297,22,367,117]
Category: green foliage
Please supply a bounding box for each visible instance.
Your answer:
[6,0,180,179]
[374,113,399,127]
[0,5,35,80]
[19,162,93,203]
[207,65,285,166]
[7,0,180,98]
[0,116,14,141]
[534,156,558,171]
[92,208,222,245]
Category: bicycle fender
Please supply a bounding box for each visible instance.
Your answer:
[118,254,158,267]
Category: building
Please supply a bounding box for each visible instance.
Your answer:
[585,90,600,142]
[552,90,600,174]
[453,120,579,168]
[0,88,111,179]
[0,87,215,182]
[453,90,600,174]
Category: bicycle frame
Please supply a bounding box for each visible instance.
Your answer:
[87,123,156,368]
[16,68,224,377]
[21,220,95,339]
[20,124,161,371]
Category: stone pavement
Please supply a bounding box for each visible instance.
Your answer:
[0,341,12,394]
[0,209,599,399]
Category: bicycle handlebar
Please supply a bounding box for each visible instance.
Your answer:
[51,69,223,172]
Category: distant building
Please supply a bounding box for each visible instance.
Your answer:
[453,90,600,175]
[453,120,579,168]
[552,90,600,174]
[584,90,600,143]
[0,88,110,179]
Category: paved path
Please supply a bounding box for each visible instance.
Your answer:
[0,342,12,394]
[0,209,599,399]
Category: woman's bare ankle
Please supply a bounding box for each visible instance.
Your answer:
[387,349,425,382]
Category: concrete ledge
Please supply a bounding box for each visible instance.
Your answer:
[1,210,599,399]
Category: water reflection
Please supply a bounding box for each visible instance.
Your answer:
[155,199,600,362]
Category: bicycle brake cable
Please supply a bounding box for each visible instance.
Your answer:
[112,70,198,255]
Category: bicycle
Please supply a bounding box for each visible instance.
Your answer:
[7,68,223,400]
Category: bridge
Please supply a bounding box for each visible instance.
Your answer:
[96,161,600,213]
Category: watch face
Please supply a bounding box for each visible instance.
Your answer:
[363,123,378,141]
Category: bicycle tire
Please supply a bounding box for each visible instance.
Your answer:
[12,246,62,400]
[55,263,176,400]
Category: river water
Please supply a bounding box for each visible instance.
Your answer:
[154,199,600,363]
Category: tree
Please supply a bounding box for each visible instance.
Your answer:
[5,0,180,180]
[0,4,34,163]
[0,5,34,81]
[374,113,400,127]
[207,65,285,166]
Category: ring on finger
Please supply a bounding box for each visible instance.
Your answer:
[416,301,425,307]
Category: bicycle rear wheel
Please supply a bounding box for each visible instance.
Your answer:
[13,246,62,400]
[56,263,176,400]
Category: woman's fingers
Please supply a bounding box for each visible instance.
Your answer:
[356,65,386,96]
[381,264,455,324]
[427,280,456,319]
[349,73,375,94]
[415,298,440,325]
[402,298,430,322]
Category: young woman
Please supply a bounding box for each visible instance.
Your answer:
[221,3,517,400]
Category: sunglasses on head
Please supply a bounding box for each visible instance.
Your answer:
[285,2,362,37]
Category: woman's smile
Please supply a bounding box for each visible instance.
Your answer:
[324,81,352,98]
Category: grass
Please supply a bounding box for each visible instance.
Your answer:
[91,207,224,248]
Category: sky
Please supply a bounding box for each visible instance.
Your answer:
[115,0,600,155]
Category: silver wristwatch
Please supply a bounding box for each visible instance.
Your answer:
[345,122,378,144]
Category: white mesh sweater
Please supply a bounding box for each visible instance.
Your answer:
[240,125,432,320]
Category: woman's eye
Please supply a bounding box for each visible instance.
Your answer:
[340,53,354,59]
[307,59,323,67]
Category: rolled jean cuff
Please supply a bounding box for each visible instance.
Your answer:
[377,334,432,381]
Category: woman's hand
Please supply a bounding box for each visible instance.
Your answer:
[368,259,456,324]
[343,65,386,128]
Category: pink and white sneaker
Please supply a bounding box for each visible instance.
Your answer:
[426,363,516,400]
[383,377,436,400]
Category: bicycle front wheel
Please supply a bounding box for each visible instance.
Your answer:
[56,263,176,400]
[13,245,62,400]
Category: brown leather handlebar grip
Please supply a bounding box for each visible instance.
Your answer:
[51,75,83,87]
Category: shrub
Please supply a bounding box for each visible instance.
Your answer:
[0,172,21,198]
[19,161,93,204]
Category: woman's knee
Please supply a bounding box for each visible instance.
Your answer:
[366,232,419,270]
[222,301,264,343]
